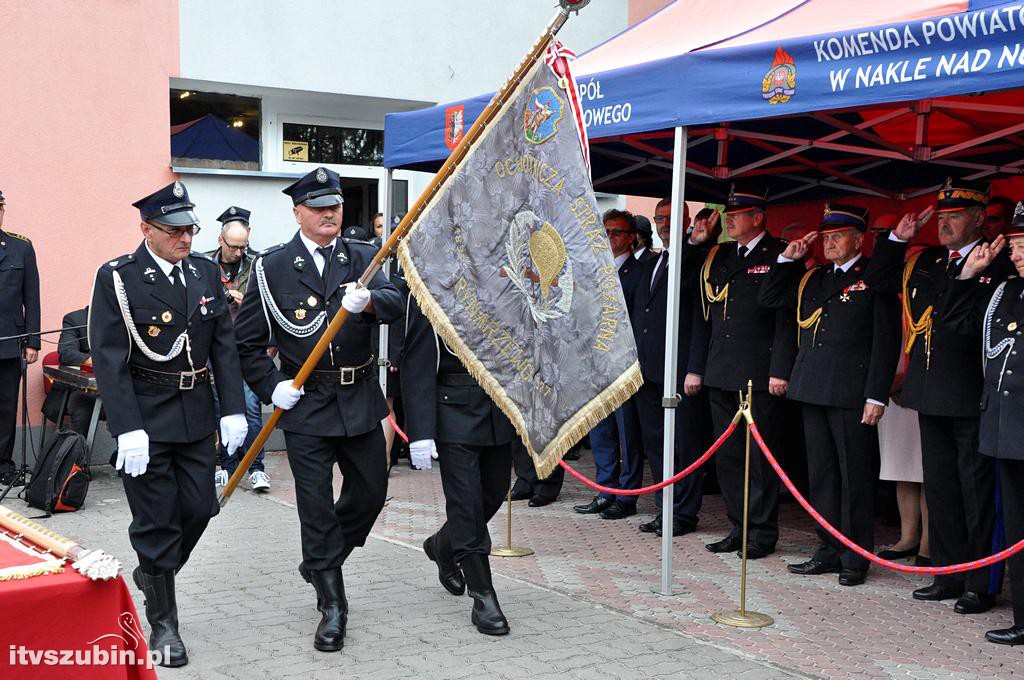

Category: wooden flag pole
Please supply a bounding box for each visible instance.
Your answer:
[220,1,586,506]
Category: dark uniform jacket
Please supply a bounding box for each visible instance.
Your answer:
[759,256,901,408]
[870,237,1013,417]
[88,243,245,441]
[0,229,40,359]
[631,248,710,385]
[684,233,797,391]
[235,232,403,437]
[944,275,1024,460]
[401,299,515,446]
[41,307,91,423]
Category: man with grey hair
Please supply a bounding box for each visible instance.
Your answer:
[207,206,270,491]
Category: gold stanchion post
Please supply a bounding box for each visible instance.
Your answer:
[491,488,534,558]
[711,380,774,628]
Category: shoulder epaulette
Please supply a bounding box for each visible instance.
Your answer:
[104,253,136,270]
[342,237,377,248]
[4,231,29,242]
[258,243,286,257]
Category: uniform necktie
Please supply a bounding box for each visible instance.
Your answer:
[650,250,668,292]
[170,266,186,305]
[947,250,961,276]
[317,245,334,283]
[737,245,748,258]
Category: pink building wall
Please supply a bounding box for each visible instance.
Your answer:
[0,1,179,423]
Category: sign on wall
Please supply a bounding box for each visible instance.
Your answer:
[283,140,308,162]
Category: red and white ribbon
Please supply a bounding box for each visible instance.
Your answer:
[544,40,590,173]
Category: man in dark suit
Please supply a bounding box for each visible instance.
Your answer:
[235,166,403,652]
[869,179,1013,614]
[944,207,1024,644]
[628,198,711,537]
[89,181,248,667]
[759,204,901,586]
[402,299,514,635]
[575,209,646,519]
[41,306,96,434]
[687,182,797,558]
[0,188,40,486]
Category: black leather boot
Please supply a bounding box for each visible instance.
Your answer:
[308,568,347,652]
[132,568,188,667]
[424,531,465,596]
[459,553,509,636]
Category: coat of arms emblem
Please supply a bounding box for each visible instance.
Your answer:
[445,105,465,151]
[762,46,797,105]
[499,209,574,325]
[523,87,564,144]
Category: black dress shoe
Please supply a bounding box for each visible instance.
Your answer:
[877,545,919,560]
[914,555,932,567]
[705,535,741,553]
[600,501,637,520]
[510,484,532,501]
[986,626,1024,646]
[912,582,964,601]
[738,544,774,560]
[528,495,554,507]
[638,518,661,534]
[574,496,614,514]
[656,520,696,537]
[954,591,996,614]
[838,569,867,586]
[423,534,465,596]
[787,558,841,575]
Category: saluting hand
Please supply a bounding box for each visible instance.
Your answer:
[780,232,818,260]
[862,402,885,426]
[960,235,1006,279]
[891,206,934,241]
[689,210,720,245]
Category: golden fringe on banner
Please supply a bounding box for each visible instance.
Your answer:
[0,531,65,582]
[399,245,643,479]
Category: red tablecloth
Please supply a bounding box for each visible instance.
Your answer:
[0,563,158,680]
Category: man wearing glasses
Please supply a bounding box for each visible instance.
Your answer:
[206,207,271,492]
[89,181,248,668]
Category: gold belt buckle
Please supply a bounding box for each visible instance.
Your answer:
[178,370,196,390]
[339,367,356,386]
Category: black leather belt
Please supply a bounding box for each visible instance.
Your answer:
[437,373,476,387]
[130,365,209,390]
[283,356,375,386]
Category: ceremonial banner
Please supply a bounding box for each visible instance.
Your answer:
[398,41,641,477]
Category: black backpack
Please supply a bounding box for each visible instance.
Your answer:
[25,430,91,513]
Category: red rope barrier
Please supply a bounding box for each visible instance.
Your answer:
[749,422,1024,575]
[559,419,739,496]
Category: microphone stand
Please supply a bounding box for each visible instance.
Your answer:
[0,327,80,503]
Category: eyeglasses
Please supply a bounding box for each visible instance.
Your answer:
[605,229,633,237]
[223,242,248,251]
[149,223,200,238]
[653,215,670,222]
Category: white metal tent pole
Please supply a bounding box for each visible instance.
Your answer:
[658,126,688,596]
[378,168,394,393]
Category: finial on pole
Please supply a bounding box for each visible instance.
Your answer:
[559,0,591,14]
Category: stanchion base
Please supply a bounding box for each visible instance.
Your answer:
[710,609,774,628]
[491,546,534,558]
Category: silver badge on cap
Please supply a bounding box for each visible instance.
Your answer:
[229,206,237,215]
[172,182,185,198]
[316,168,328,184]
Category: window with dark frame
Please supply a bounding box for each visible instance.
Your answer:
[170,89,261,170]
[282,123,384,166]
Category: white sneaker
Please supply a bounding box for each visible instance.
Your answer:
[214,469,228,487]
[250,470,271,492]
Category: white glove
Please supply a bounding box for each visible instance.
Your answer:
[272,381,304,410]
[219,414,248,457]
[409,439,437,470]
[116,429,150,477]
[342,283,372,314]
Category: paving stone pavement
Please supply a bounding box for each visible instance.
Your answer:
[33,470,807,680]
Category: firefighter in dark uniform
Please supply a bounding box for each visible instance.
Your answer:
[402,297,514,636]
[234,166,403,652]
[944,204,1024,645]
[868,178,1013,614]
[88,181,247,668]
[0,188,41,486]
[686,182,797,559]
[759,204,901,586]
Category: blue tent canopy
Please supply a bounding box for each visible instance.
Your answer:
[384,0,1024,201]
[171,113,259,163]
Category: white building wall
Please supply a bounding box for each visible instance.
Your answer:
[179,0,629,104]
